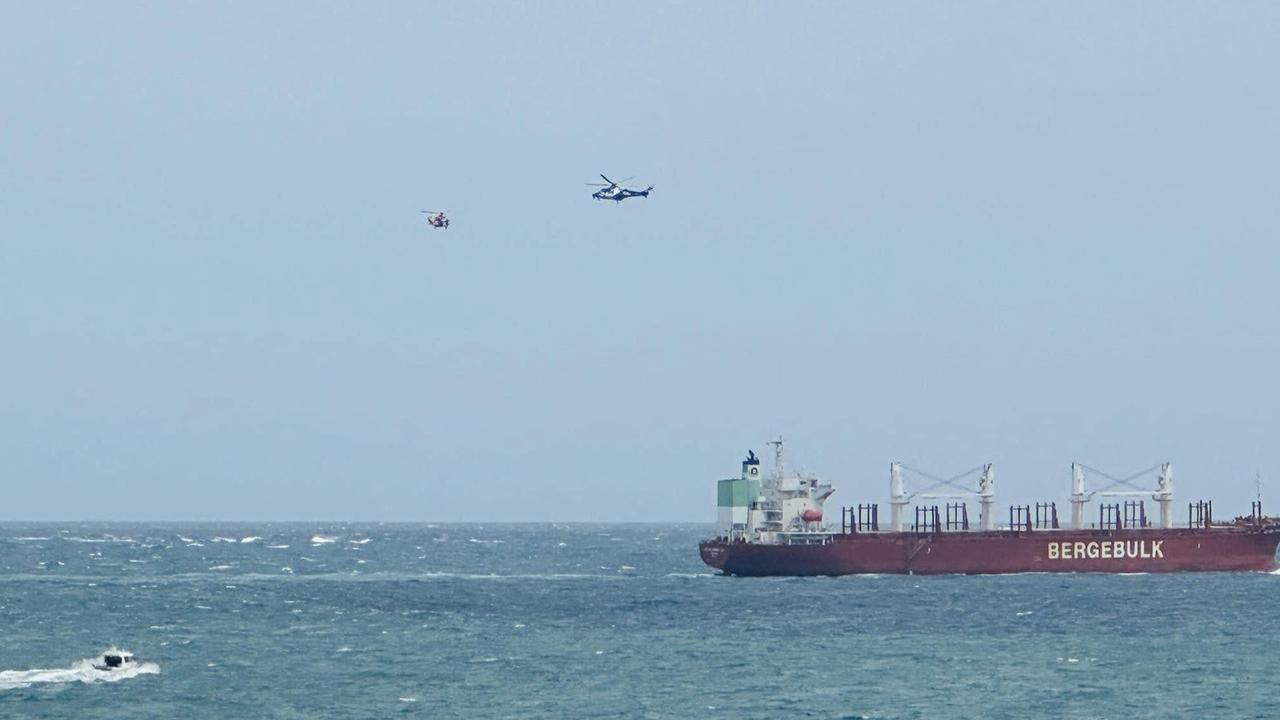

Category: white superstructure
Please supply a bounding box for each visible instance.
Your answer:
[717,439,834,543]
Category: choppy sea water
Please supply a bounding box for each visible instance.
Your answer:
[1,523,1278,719]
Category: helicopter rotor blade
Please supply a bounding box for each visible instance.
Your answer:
[600,174,614,185]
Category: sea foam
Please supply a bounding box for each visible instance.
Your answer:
[0,654,159,692]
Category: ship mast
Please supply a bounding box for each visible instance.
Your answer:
[768,437,785,482]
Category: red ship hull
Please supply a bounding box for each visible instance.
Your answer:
[700,527,1280,576]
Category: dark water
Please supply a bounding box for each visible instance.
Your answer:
[1,523,1277,718]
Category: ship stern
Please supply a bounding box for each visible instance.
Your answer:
[699,539,730,572]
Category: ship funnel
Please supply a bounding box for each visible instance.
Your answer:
[742,450,761,482]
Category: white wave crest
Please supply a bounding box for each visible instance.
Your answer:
[349,538,372,545]
[0,654,159,692]
[310,535,338,545]
[240,536,261,544]
[60,535,136,544]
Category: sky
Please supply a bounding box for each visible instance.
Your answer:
[1,2,1278,521]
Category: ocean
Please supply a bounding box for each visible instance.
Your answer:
[1,522,1277,719]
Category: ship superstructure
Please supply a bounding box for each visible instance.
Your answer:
[718,440,834,543]
[702,441,1280,575]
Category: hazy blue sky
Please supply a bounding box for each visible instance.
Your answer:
[2,2,1278,521]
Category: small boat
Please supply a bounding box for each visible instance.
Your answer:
[93,648,138,671]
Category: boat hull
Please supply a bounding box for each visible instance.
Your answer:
[699,527,1280,576]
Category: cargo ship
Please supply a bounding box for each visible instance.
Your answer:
[699,441,1280,575]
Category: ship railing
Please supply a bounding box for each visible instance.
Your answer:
[1035,502,1060,529]
[912,505,942,534]
[1098,503,1122,530]
[1006,503,1061,531]
[944,502,969,531]
[1188,500,1213,529]
[779,532,835,546]
[1009,505,1032,532]
[1227,501,1274,528]
[841,505,880,534]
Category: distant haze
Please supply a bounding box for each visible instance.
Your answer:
[2,3,1278,521]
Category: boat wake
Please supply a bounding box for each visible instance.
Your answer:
[0,653,159,691]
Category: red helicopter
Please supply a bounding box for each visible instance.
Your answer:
[420,210,450,229]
